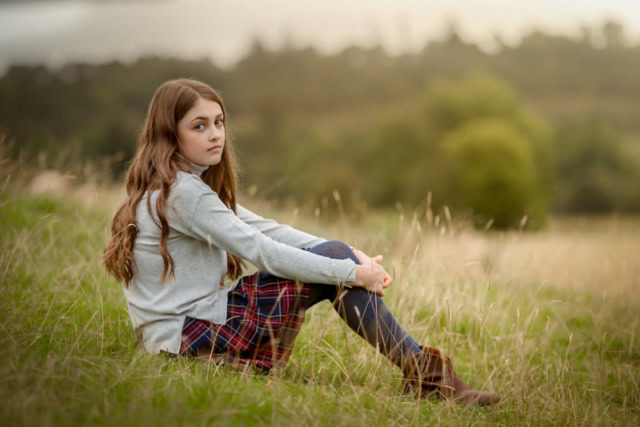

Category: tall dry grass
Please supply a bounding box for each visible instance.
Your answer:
[1,146,638,425]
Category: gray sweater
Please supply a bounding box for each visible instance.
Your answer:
[123,161,357,354]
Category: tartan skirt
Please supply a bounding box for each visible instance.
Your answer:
[180,271,310,373]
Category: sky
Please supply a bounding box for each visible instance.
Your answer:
[1,0,639,73]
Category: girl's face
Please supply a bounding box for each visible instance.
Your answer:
[176,97,225,167]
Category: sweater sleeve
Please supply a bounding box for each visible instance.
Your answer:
[235,203,327,249]
[183,192,356,285]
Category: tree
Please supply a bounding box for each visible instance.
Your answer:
[442,119,543,228]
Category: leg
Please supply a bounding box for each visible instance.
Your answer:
[304,241,501,406]
[302,240,421,368]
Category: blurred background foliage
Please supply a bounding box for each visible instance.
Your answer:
[1,20,640,228]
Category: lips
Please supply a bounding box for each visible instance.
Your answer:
[207,146,222,152]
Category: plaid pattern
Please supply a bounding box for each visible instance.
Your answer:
[180,271,310,372]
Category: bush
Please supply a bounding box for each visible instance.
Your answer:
[442,119,546,228]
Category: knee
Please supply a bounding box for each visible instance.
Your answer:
[308,240,359,264]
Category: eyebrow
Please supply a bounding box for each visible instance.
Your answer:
[190,114,224,123]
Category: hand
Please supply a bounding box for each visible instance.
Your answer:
[349,248,393,297]
[352,248,393,289]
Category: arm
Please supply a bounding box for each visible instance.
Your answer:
[236,203,327,249]
[235,203,393,294]
[184,192,356,285]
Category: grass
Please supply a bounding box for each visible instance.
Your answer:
[1,167,639,425]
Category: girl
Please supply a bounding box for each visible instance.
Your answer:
[103,78,500,406]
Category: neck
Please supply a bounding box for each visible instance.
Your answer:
[175,152,210,175]
[188,160,210,176]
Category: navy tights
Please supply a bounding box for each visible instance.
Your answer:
[301,240,421,368]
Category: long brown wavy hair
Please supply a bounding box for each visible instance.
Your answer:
[103,78,246,286]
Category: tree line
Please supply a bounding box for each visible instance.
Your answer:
[1,20,639,227]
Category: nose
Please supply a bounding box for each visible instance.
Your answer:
[209,126,222,141]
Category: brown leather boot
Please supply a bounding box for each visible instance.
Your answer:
[402,345,501,406]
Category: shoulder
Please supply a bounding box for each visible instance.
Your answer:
[173,171,217,197]
[174,171,211,193]
[169,172,216,210]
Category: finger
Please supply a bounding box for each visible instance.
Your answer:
[383,275,393,288]
[353,250,368,263]
[373,255,383,263]
[354,249,372,264]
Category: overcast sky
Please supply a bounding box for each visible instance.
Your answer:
[1,0,639,73]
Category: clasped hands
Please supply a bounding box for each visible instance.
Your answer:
[346,247,393,297]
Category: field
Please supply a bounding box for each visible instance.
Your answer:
[1,164,639,426]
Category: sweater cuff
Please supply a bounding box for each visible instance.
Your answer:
[343,260,357,283]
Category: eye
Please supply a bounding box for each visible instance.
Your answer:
[215,119,224,126]
[194,123,205,130]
